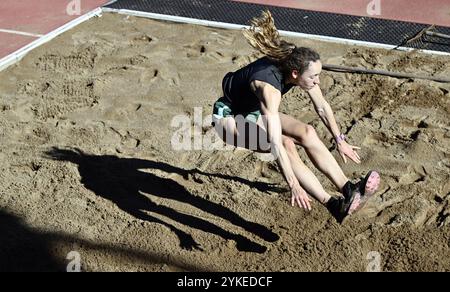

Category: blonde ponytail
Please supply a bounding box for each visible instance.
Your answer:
[242,10,296,61]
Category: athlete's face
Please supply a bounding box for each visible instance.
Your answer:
[292,60,322,90]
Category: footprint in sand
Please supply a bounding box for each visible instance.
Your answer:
[35,47,96,73]
[129,54,149,66]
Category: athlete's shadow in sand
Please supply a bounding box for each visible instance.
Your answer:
[0,209,64,271]
[45,147,280,253]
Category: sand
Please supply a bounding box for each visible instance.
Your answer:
[0,13,449,271]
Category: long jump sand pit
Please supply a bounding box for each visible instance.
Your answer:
[0,12,449,271]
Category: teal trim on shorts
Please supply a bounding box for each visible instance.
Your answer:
[212,97,261,125]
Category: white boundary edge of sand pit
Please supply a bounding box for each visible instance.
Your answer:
[102,7,450,57]
[0,7,103,72]
[1,6,448,73]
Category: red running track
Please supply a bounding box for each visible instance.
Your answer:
[2,0,449,63]
[0,0,109,60]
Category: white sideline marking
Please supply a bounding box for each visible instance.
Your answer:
[102,7,450,56]
[0,7,103,72]
[0,29,43,38]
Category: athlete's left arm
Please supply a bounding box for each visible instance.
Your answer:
[307,84,361,164]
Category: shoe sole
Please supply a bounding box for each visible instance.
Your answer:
[348,171,380,215]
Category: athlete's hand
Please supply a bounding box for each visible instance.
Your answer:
[291,184,312,211]
[337,141,361,164]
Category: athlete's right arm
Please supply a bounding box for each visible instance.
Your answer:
[251,81,312,210]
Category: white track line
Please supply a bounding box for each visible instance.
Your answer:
[1,5,448,73]
[0,29,43,38]
[0,7,103,72]
[102,7,450,56]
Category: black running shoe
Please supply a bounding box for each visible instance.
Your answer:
[347,171,381,214]
[327,181,360,223]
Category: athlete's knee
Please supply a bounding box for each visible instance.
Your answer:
[298,124,318,146]
[305,124,318,138]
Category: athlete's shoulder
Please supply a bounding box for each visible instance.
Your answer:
[251,56,277,68]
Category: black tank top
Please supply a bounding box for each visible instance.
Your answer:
[222,57,293,113]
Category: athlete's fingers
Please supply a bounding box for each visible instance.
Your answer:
[340,153,347,164]
[296,196,304,209]
[305,199,312,211]
[351,154,361,164]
